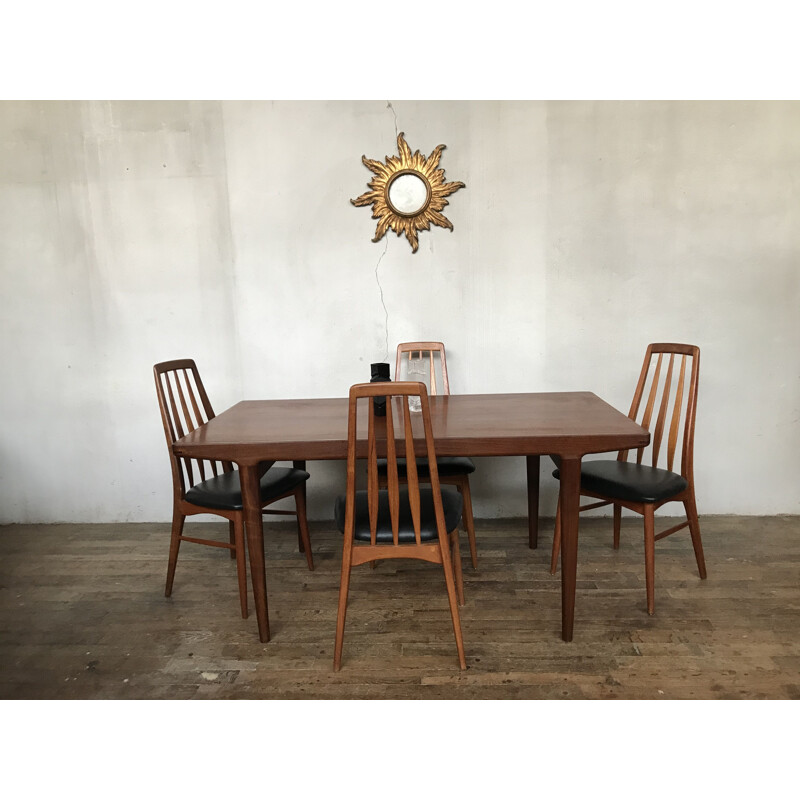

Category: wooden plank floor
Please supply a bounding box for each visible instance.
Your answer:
[1,515,798,699]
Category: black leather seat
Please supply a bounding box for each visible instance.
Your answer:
[335,487,463,543]
[553,461,687,505]
[186,467,310,511]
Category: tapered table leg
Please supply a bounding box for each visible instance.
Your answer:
[526,455,540,549]
[293,460,307,553]
[239,461,274,643]
[558,456,581,642]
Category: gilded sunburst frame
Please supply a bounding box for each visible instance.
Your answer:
[351,132,465,253]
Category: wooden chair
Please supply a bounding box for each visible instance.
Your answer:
[378,342,478,569]
[550,343,707,615]
[333,381,466,671]
[154,359,313,619]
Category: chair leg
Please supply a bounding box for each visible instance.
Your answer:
[369,480,380,570]
[333,542,354,672]
[228,520,237,558]
[165,509,185,597]
[550,497,561,575]
[643,505,656,615]
[684,492,707,579]
[451,529,465,606]
[296,482,307,553]
[458,476,478,570]
[613,504,622,549]
[294,487,314,571]
[440,539,467,670]
[232,516,248,619]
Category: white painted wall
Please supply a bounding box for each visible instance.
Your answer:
[1,100,798,523]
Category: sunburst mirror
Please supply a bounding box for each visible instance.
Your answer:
[351,132,465,253]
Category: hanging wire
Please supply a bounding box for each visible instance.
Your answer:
[373,99,397,364]
[375,238,389,362]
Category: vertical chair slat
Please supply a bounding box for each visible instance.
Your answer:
[344,386,359,548]
[637,353,663,464]
[165,372,185,440]
[183,368,205,429]
[193,366,215,418]
[419,390,449,550]
[165,373,195,487]
[402,396,422,544]
[651,354,675,468]
[667,355,687,472]
[175,370,195,433]
[384,397,401,545]
[188,362,226,477]
[184,367,220,478]
[158,374,178,445]
[182,457,196,489]
[639,352,662,431]
[438,345,450,395]
[367,404,378,546]
[620,348,653,463]
[681,352,700,479]
[176,370,208,482]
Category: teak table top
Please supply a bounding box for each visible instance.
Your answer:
[173,391,648,463]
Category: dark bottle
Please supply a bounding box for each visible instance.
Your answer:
[370,362,391,416]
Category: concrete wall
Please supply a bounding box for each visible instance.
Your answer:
[1,100,798,523]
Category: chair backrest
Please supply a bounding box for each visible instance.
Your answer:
[344,382,449,547]
[153,359,232,498]
[394,341,450,396]
[620,343,700,481]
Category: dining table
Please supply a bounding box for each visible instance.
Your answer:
[172,391,649,644]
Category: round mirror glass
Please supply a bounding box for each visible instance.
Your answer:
[387,173,429,216]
